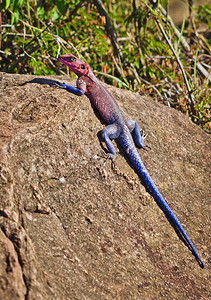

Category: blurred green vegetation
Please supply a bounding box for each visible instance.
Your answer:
[0,0,210,131]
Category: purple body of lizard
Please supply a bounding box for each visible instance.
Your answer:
[57,54,204,268]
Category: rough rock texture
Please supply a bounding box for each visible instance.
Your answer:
[0,72,210,299]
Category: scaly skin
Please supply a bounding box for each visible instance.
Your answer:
[57,54,204,268]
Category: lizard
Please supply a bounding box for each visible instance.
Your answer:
[56,53,204,268]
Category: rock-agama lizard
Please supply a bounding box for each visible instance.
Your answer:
[56,54,204,268]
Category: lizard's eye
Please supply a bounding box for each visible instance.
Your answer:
[80,64,85,69]
[69,57,76,62]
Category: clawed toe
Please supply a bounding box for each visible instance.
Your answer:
[104,153,116,162]
[141,129,147,139]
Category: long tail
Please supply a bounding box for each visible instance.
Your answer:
[127,146,204,268]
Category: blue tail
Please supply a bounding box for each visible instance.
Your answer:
[126,145,204,268]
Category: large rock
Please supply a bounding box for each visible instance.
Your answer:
[0,72,209,299]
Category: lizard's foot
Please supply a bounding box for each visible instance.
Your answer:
[99,150,116,163]
[105,153,116,161]
[103,152,116,164]
[140,130,151,150]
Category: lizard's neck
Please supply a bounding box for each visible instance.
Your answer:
[81,68,99,85]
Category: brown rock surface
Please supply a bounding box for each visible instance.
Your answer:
[0,72,210,299]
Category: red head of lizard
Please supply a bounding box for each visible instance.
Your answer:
[59,54,89,77]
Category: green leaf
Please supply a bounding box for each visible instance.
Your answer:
[37,6,45,20]
[56,0,68,15]
[51,7,60,21]
[194,48,199,85]
[176,17,186,54]
[1,0,11,10]
[18,0,25,7]
[6,0,11,9]
[11,11,19,24]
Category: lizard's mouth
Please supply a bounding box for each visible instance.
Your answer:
[59,57,75,71]
[59,55,78,70]
[59,56,71,65]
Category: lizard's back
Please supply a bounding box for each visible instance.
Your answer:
[83,75,125,125]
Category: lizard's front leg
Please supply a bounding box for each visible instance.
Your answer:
[55,77,86,96]
[126,119,146,148]
[101,124,121,160]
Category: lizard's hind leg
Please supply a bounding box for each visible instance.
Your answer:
[101,124,121,160]
[126,119,146,148]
